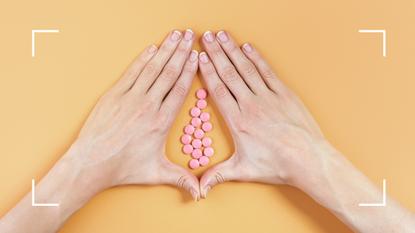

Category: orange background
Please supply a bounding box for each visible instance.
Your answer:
[1,0,414,232]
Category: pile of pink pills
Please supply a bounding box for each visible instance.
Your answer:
[181,89,214,169]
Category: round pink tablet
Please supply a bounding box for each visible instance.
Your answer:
[196,89,207,99]
[202,122,212,132]
[191,117,201,127]
[189,159,200,169]
[196,99,207,109]
[190,107,201,117]
[199,156,209,166]
[200,112,210,122]
[184,125,195,135]
[183,144,193,154]
[192,148,202,159]
[204,147,214,157]
[192,139,202,149]
[181,134,191,144]
[202,137,212,147]
[194,129,204,139]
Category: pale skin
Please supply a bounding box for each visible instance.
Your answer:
[0,29,414,233]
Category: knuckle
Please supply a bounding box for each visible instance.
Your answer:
[221,67,238,82]
[213,84,229,99]
[163,66,177,80]
[229,44,239,53]
[262,68,277,80]
[150,112,170,133]
[214,172,226,184]
[161,45,171,53]
[203,66,217,78]
[212,47,223,55]
[230,114,248,133]
[241,64,256,77]
[176,45,187,53]
[144,64,158,77]
[123,68,137,79]
[176,175,187,188]
[173,84,188,98]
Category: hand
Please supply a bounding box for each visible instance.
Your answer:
[69,29,201,201]
[198,30,336,197]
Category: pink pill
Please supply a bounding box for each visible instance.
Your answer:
[184,125,195,135]
[190,107,201,117]
[197,99,207,109]
[192,148,202,159]
[196,89,207,99]
[183,144,194,154]
[192,139,202,149]
[202,122,212,132]
[194,129,204,139]
[202,137,212,147]
[191,117,201,127]
[181,134,192,144]
[204,147,214,157]
[200,112,210,122]
[199,156,209,166]
[189,159,200,169]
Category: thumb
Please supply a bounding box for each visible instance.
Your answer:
[160,158,201,202]
[200,153,241,199]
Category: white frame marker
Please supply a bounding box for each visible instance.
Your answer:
[32,30,59,57]
[32,179,59,207]
[359,30,386,57]
[359,179,386,207]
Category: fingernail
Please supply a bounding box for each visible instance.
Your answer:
[204,31,214,42]
[243,43,253,53]
[184,29,194,41]
[204,186,211,198]
[147,45,157,54]
[190,50,198,62]
[217,31,228,42]
[171,30,181,42]
[190,188,198,202]
[199,52,209,63]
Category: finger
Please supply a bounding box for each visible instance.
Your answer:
[198,52,240,120]
[199,154,241,199]
[113,45,158,93]
[241,43,286,93]
[131,30,183,94]
[202,31,252,100]
[161,158,201,202]
[159,50,198,122]
[215,31,268,95]
[147,29,196,102]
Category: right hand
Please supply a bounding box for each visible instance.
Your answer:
[198,30,339,198]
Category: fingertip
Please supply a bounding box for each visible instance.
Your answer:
[147,45,158,54]
[189,50,199,62]
[242,43,253,53]
[199,52,209,64]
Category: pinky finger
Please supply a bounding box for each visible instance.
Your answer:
[241,43,286,93]
[159,50,199,119]
[113,45,158,93]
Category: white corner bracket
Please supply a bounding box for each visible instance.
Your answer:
[32,179,59,207]
[32,30,59,57]
[359,179,386,207]
[359,30,386,57]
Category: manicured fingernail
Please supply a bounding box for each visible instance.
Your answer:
[204,31,214,42]
[184,29,194,41]
[243,43,253,53]
[171,30,181,42]
[190,50,198,62]
[190,188,198,202]
[204,186,211,198]
[199,52,209,63]
[147,45,157,54]
[217,31,228,42]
